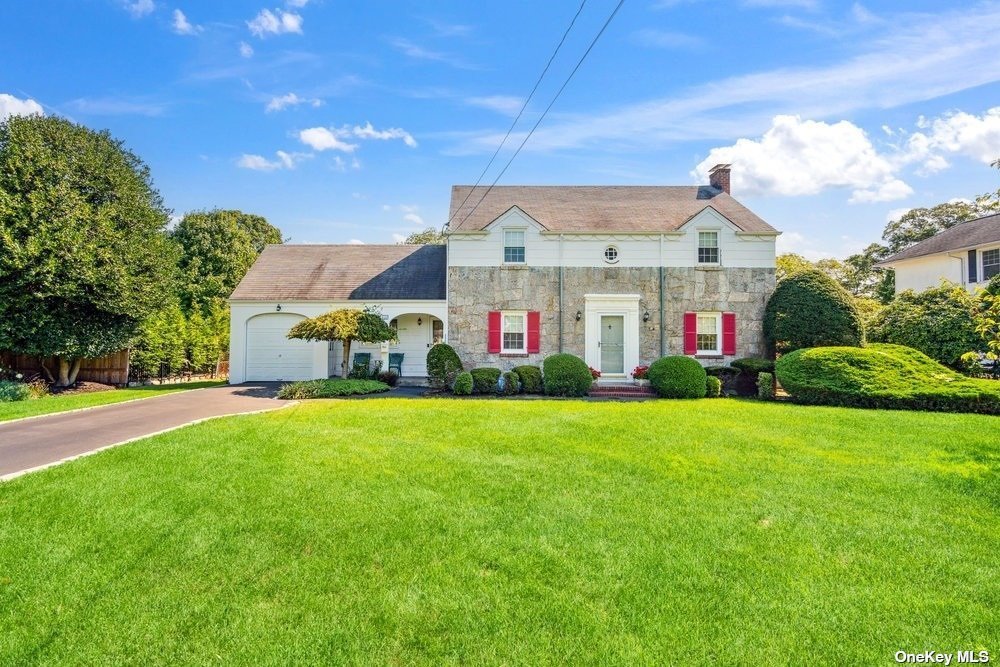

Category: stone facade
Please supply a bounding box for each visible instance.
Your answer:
[448,265,775,370]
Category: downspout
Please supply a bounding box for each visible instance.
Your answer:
[659,234,665,357]
[558,233,565,353]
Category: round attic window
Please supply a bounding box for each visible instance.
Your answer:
[604,245,619,264]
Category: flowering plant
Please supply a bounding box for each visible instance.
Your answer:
[589,366,602,379]
[632,365,649,380]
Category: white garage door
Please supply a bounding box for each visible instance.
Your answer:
[245,313,315,381]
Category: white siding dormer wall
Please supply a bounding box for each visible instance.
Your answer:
[447,207,776,268]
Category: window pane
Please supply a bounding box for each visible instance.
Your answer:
[697,315,717,334]
[503,333,524,351]
[698,247,719,263]
[504,247,525,263]
[698,231,718,248]
[503,315,524,333]
[985,249,1000,279]
[697,334,718,351]
[505,230,525,246]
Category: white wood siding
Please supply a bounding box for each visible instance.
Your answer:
[447,208,776,268]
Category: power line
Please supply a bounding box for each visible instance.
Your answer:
[445,0,588,230]
[454,0,626,230]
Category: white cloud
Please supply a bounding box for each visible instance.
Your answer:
[247,9,303,37]
[694,115,913,203]
[392,233,407,243]
[298,127,357,152]
[0,93,44,120]
[265,92,322,112]
[466,95,524,116]
[172,9,201,35]
[404,213,425,225]
[903,107,1000,168]
[885,207,912,223]
[239,41,254,58]
[122,0,154,18]
[237,150,310,171]
[331,155,361,172]
[387,37,475,69]
[348,239,365,245]
[352,121,417,147]
[776,231,835,260]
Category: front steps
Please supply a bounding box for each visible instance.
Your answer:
[588,383,657,399]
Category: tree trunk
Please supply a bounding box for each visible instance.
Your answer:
[54,357,83,387]
[68,358,82,385]
[341,339,351,378]
[38,357,55,383]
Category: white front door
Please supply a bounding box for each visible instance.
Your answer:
[599,315,625,375]
[389,314,433,376]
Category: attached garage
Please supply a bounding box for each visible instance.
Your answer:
[244,313,315,382]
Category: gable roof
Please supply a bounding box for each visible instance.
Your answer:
[230,244,447,301]
[447,185,777,234]
[879,213,1000,264]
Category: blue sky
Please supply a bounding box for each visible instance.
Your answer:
[2,0,999,257]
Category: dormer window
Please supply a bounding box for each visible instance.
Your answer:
[697,231,720,264]
[504,229,525,264]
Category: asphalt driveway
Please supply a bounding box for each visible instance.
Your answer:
[0,383,286,480]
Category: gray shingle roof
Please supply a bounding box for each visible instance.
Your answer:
[230,244,447,301]
[447,185,777,233]
[880,213,1000,264]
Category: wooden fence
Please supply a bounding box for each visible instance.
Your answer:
[0,349,131,386]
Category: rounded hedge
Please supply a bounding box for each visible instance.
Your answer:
[542,354,593,397]
[499,370,520,396]
[706,375,722,398]
[764,269,864,355]
[452,371,473,396]
[470,367,501,394]
[775,343,1000,414]
[513,365,543,394]
[426,343,463,388]
[647,356,707,399]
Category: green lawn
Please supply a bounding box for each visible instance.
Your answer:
[0,399,996,664]
[0,381,226,422]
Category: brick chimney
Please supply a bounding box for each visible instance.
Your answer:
[709,163,731,194]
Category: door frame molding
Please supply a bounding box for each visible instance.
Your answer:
[584,294,640,381]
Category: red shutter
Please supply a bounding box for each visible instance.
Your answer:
[722,312,736,356]
[527,311,541,354]
[487,311,502,353]
[683,312,698,355]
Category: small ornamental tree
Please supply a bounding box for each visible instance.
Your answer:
[287,307,396,378]
[868,283,982,368]
[764,269,864,356]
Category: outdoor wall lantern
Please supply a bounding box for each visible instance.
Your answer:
[417,317,423,326]
[576,310,582,322]
[643,311,650,322]
[276,304,282,312]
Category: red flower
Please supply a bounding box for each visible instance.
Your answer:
[632,365,649,379]
[589,366,602,379]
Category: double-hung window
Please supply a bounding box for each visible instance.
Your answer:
[503,229,526,264]
[696,313,721,354]
[697,231,720,264]
[984,248,1000,281]
[502,312,526,353]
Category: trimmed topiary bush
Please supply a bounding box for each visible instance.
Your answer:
[764,269,864,355]
[867,284,982,368]
[706,375,722,398]
[757,372,775,400]
[452,371,473,396]
[426,343,463,389]
[647,356,707,399]
[542,354,593,397]
[470,367,501,394]
[499,370,520,396]
[513,365,543,394]
[775,343,1000,414]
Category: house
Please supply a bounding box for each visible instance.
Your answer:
[228,165,779,384]
[877,213,1000,293]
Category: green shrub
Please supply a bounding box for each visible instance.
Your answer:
[452,371,473,396]
[470,367,501,394]
[499,371,520,396]
[647,356,707,399]
[542,354,593,397]
[513,365,543,394]
[706,375,722,398]
[348,358,380,380]
[276,378,390,399]
[868,284,982,368]
[775,344,1000,415]
[764,269,864,355]
[757,372,775,400]
[0,380,32,402]
[426,343,463,388]
[377,370,398,387]
[704,365,740,395]
[731,357,774,396]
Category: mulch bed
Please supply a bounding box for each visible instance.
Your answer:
[47,381,118,395]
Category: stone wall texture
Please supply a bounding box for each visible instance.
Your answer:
[448,266,775,370]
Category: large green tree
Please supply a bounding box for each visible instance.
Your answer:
[882,194,1000,253]
[171,209,282,313]
[0,115,176,385]
[399,227,446,245]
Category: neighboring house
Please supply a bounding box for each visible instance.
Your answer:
[229,165,779,384]
[877,213,1000,293]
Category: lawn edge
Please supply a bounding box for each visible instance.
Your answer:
[0,383,226,425]
[0,400,297,483]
